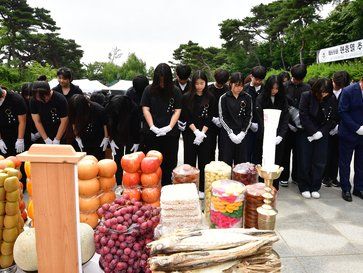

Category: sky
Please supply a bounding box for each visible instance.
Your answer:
[27,0,275,68]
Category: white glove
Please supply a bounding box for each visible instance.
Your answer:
[109,140,119,156]
[15,139,25,153]
[250,123,258,133]
[228,133,240,144]
[52,138,60,145]
[329,125,338,136]
[75,137,84,151]
[0,139,7,154]
[308,131,323,142]
[212,117,222,128]
[31,132,41,142]
[156,125,172,137]
[44,138,53,145]
[236,131,246,143]
[288,124,298,132]
[130,144,139,152]
[275,136,283,145]
[99,137,109,151]
[356,126,363,136]
[193,130,207,145]
[177,121,186,131]
[150,125,161,135]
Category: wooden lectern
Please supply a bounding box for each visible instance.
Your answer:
[17,144,85,273]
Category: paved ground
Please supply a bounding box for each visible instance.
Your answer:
[275,183,363,273]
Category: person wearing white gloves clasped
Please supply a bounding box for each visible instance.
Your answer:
[68,94,109,160]
[298,78,338,199]
[255,75,289,190]
[181,70,217,192]
[219,72,252,166]
[0,87,27,156]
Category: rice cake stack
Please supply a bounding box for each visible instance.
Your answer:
[160,183,202,230]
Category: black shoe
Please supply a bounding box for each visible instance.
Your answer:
[332,179,340,187]
[352,190,363,199]
[342,191,352,202]
[323,178,333,187]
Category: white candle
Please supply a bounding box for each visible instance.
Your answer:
[262,109,281,172]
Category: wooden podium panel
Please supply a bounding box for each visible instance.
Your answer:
[18,144,85,273]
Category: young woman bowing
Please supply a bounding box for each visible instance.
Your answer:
[30,81,68,144]
[141,63,182,185]
[219,72,253,166]
[182,70,217,193]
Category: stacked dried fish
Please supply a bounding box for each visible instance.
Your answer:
[148,228,281,272]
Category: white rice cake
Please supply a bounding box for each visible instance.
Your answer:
[160,183,199,204]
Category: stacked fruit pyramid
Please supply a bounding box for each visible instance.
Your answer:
[78,156,117,229]
[0,168,24,269]
[121,150,162,206]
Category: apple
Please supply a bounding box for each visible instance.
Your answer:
[121,152,145,173]
[0,159,15,169]
[141,173,160,188]
[141,157,160,174]
[122,172,141,188]
[146,150,163,164]
[156,167,162,179]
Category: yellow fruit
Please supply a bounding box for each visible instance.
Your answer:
[4,215,19,229]
[6,190,19,202]
[4,177,19,192]
[0,203,5,216]
[3,168,18,178]
[5,202,19,216]
[0,187,5,201]
[0,173,9,187]
[1,241,14,255]
[3,227,18,243]
[0,254,14,268]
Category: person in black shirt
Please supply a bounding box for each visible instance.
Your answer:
[90,91,106,107]
[182,70,217,192]
[298,78,338,199]
[280,64,311,187]
[141,63,182,185]
[219,72,252,166]
[53,67,83,100]
[0,87,27,156]
[208,69,230,161]
[255,75,289,190]
[126,75,149,153]
[30,81,68,144]
[278,71,291,84]
[174,64,191,94]
[105,95,140,184]
[244,66,267,164]
[68,94,109,160]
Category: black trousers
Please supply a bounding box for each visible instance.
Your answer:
[183,131,211,191]
[339,136,363,192]
[297,132,329,192]
[144,134,179,186]
[219,130,247,167]
[114,146,127,185]
[245,130,258,164]
[324,134,339,181]
[281,129,298,182]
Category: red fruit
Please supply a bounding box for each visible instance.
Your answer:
[141,157,160,174]
[156,167,162,178]
[141,187,161,203]
[6,156,21,168]
[141,173,160,187]
[146,150,163,164]
[123,188,141,201]
[121,152,145,173]
[122,172,140,188]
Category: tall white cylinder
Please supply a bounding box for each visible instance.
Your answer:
[262,109,281,171]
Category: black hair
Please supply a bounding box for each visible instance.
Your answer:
[176,64,191,81]
[133,75,149,94]
[251,66,267,80]
[278,71,291,83]
[57,67,73,81]
[151,63,174,99]
[311,78,333,101]
[32,81,51,102]
[244,74,252,85]
[21,82,32,99]
[105,95,136,145]
[68,94,91,137]
[186,70,211,111]
[90,91,106,106]
[229,72,245,88]
[291,64,307,81]
[308,78,318,88]
[214,69,230,85]
[37,75,47,81]
[332,71,350,89]
[263,75,285,99]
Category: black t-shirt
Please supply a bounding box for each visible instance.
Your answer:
[208,83,229,107]
[78,102,107,147]
[140,85,182,136]
[53,83,83,101]
[285,81,311,109]
[30,91,68,140]
[0,91,27,142]
[244,83,265,123]
[182,92,217,133]
[174,79,191,95]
